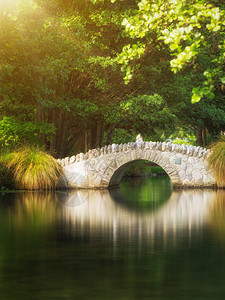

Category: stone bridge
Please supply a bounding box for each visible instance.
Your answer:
[57,140,216,189]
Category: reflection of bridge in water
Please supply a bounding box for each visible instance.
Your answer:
[57,189,217,246]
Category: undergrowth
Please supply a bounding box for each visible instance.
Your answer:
[208,135,225,188]
[0,147,62,190]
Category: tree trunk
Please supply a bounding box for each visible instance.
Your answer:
[84,130,91,153]
[202,127,207,147]
[36,107,107,157]
[49,108,57,155]
[106,124,115,145]
[196,126,203,146]
[58,111,68,157]
[35,107,46,146]
[87,120,105,150]
[92,120,105,148]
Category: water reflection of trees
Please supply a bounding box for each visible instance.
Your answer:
[0,188,221,245]
[0,188,220,242]
[209,190,225,237]
[60,189,217,246]
[0,192,60,230]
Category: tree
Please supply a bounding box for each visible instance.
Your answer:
[104,0,225,103]
[0,0,128,156]
[3,0,176,155]
[119,94,177,140]
[2,0,224,155]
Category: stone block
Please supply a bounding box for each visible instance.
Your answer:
[145,142,150,150]
[193,146,200,157]
[70,155,76,164]
[175,158,182,165]
[79,153,85,160]
[188,145,194,156]
[166,142,172,151]
[162,142,166,151]
[112,144,117,152]
[156,142,162,150]
[64,157,69,166]
[60,159,65,166]
[150,141,156,149]
[181,144,187,154]
[106,145,111,153]
[119,144,123,151]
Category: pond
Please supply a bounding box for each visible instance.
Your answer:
[0,176,225,299]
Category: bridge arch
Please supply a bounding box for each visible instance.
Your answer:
[100,152,181,188]
[59,141,216,189]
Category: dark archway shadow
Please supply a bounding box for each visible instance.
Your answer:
[109,159,169,188]
[109,172,173,212]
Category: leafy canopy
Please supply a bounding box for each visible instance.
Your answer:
[97,0,225,103]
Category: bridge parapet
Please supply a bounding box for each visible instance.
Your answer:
[57,141,210,168]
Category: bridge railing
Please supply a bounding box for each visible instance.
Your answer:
[57,141,210,167]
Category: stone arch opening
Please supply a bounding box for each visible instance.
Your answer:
[108,159,171,187]
[109,159,167,187]
[109,160,140,187]
[100,153,182,188]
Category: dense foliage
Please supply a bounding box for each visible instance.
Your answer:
[0,0,225,159]
[0,116,55,150]
[106,0,225,102]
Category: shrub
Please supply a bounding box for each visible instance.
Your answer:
[0,116,56,151]
[1,147,63,190]
[208,135,225,188]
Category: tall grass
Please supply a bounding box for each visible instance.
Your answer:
[1,147,63,190]
[208,135,225,188]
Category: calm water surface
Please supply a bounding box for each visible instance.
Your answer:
[0,176,225,299]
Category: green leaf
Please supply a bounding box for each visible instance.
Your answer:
[191,94,201,103]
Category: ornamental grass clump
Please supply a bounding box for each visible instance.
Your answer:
[1,147,63,190]
[208,135,225,188]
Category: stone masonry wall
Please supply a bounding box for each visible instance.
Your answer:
[57,141,216,189]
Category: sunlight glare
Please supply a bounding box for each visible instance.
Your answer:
[0,0,18,6]
[0,0,33,8]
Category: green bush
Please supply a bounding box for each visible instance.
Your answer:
[208,135,225,188]
[1,147,63,190]
[0,116,56,151]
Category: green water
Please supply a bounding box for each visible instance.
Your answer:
[118,176,172,211]
[0,176,225,299]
